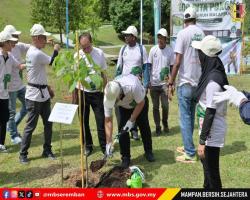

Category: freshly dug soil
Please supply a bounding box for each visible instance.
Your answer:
[66,166,131,188]
[90,159,107,172]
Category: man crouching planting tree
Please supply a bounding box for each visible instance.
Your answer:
[19,24,60,164]
[104,74,155,168]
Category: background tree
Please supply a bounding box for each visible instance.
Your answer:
[99,0,110,22]
[31,0,84,44]
[109,0,171,38]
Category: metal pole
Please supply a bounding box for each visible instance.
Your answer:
[66,0,69,49]
[60,123,63,187]
[140,0,143,45]
[154,0,161,44]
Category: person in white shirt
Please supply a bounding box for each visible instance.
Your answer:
[115,25,150,140]
[0,31,22,152]
[3,25,30,145]
[19,24,60,164]
[104,74,155,168]
[73,33,107,156]
[192,35,228,189]
[168,7,205,163]
[149,28,174,135]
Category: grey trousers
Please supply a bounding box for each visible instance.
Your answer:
[20,99,52,157]
[150,85,169,129]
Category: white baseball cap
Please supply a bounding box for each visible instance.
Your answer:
[192,35,222,57]
[184,7,197,20]
[0,31,18,43]
[30,24,51,36]
[157,28,168,37]
[4,25,21,35]
[103,81,121,109]
[122,26,138,37]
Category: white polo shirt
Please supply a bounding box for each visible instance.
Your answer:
[104,74,145,117]
[174,24,205,87]
[75,47,107,92]
[0,51,19,99]
[9,42,30,92]
[117,43,148,75]
[149,45,174,86]
[25,45,51,102]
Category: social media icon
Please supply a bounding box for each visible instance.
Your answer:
[34,192,40,197]
[26,191,33,198]
[11,190,18,198]
[18,191,25,198]
[2,190,10,199]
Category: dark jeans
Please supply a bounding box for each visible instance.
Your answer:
[78,90,106,152]
[20,99,52,157]
[118,97,153,160]
[201,146,222,189]
[0,99,9,145]
[150,85,169,129]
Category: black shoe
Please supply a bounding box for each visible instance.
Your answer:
[156,127,161,136]
[163,126,169,133]
[19,155,29,164]
[145,152,155,162]
[120,158,130,168]
[131,130,140,140]
[85,147,93,157]
[42,151,56,160]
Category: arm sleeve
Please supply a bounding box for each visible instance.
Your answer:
[49,50,59,65]
[174,32,184,54]
[115,48,123,77]
[100,51,108,70]
[170,48,175,66]
[104,106,113,117]
[239,101,250,125]
[199,108,216,144]
[37,51,51,65]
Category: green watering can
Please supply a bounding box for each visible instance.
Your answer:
[126,166,145,188]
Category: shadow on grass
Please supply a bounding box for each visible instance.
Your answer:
[0,163,69,186]
[131,148,175,182]
[8,129,80,153]
[151,125,180,138]
[221,141,247,156]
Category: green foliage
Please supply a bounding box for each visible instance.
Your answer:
[109,0,171,36]
[53,50,103,92]
[99,0,111,21]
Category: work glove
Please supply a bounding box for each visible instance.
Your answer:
[123,120,135,132]
[213,85,247,107]
[105,142,113,157]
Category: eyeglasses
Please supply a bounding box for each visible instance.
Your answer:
[124,34,133,38]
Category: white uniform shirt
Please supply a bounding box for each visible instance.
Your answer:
[25,46,51,102]
[104,74,145,117]
[148,45,174,86]
[199,81,227,147]
[75,47,107,92]
[174,25,205,87]
[117,43,148,75]
[0,51,19,99]
[9,42,30,92]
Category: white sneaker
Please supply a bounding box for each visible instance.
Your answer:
[11,136,22,144]
[0,144,8,153]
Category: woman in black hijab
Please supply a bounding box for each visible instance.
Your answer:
[192,35,228,189]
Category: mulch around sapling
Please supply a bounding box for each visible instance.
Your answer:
[65,166,131,188]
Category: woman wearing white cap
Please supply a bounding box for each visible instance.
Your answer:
[0,31,24,152]
[3,25,31,145]
[19,24,60,164]
[192,35,228,189]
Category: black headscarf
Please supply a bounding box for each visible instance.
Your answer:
[194,50,229,102]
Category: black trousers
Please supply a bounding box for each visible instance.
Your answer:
[79,90,106,152]
[201,146,222,189]
[118,97,153,159]
[20,99,52,157]
[0,99,9,145]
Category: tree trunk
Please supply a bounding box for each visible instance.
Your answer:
[59,27,63,45]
